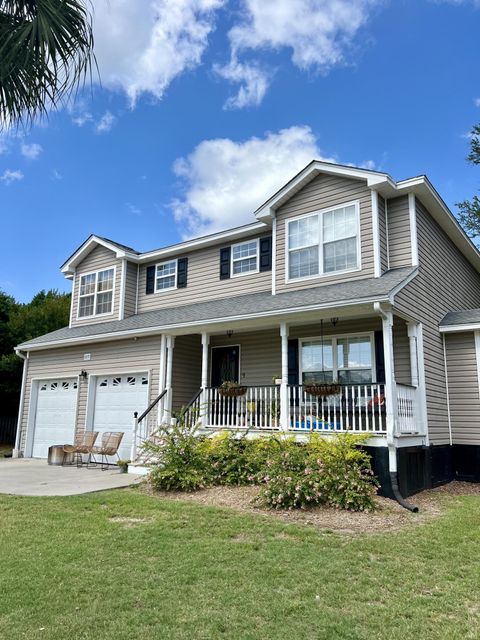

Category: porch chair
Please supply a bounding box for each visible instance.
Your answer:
[63,431,99,467]
[89,432,124,470]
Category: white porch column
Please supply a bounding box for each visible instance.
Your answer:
[407,322,419,388]
[280,323,289,431]
[157,334,167,425]
[201,332,210,388]
[200,333,210,426]
[163,335,175,423]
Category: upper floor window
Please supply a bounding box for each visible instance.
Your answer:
[78,268,115,318]
[155,260,177,291]
[231,240,259,276]
[287,202,360,281]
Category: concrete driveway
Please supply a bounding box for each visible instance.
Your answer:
[0,458,143,497]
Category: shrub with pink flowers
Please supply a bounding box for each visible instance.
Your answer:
[256,433,378,512]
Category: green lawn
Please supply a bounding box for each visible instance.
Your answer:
[0,488,479,640]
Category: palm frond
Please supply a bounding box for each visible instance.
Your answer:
[0,0,96,129]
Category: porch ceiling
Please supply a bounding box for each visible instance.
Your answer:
[18,267,416,351]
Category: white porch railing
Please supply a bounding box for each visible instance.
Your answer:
[203,385,281,430]
[288,384,387,434]
[131,389,167,461]
[396,383,418,434]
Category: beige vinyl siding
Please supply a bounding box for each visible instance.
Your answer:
[378,195,388,273]
[19,336,161,454]
[386,196,412,268]
[71,246,122,327]
[210,329,281,387]
[395,198,480,445]
[275,174,375,293]
[137,233,272,314]
[393,318,411,385]
[445,332,480,445]
[124,261,138,318]
[172,335,202,410]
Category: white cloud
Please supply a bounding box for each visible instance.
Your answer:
[216,0,381,107]
[91,0,224,105]
[20,142,43,160]
[170,125,335,237]
[475,97,480,107]
[1,169,24,185]
[72,112,93,127]
[126,202,142,215]
[213,59,271,109]
[52,169,63,180]
[95,111,116,134]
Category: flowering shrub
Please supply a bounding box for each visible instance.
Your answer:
[256,433,378,511]
[197,431,265,485]
[146,416,378,510]
[144,415,208,492]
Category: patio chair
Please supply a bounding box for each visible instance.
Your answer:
[63,431,99,467]
[89,432,124,470]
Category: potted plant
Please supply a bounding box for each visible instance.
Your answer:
[218,381,247,397]
[117,459,130,474]
[304,382,341,397]
[272,374,282,385]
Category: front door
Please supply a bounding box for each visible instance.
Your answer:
[211,346,240,387]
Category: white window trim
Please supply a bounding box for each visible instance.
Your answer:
[77,266,116,320]
[285,200,362,284]
[230,238,260,278]
[299,331,377,384]
[154,259,178,293]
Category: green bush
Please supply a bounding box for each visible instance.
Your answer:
[256,433,378,511]
[197,431,263,486]
[145,414,379,511]
[144,414,208,492]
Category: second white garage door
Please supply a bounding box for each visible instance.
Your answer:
[92,374,149,460]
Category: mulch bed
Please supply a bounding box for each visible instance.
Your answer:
[144,481,480,536]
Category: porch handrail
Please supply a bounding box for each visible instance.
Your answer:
[136,388,167,424]
[182,388,203,429]
[131,388,167,462]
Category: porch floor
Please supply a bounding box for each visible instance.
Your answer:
[0,459,143,497]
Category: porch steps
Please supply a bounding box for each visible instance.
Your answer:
[127,463,150,476]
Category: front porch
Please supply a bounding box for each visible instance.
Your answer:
[132,306,426,460]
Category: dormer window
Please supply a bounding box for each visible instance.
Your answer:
[287,202,360,281]
[155,260,177,291]
[78,268,115,318]
[231,239,259,276]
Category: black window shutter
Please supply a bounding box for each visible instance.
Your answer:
[374,331,385,383]
[288,339,299,386]
[177,257,188,288]
[259,236,272,272]
[220,247,231,280]
[146,265,155,295]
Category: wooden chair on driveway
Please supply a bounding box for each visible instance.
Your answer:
[63,431,99,467]
[89,432,124,470]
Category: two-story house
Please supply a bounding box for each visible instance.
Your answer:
[14,161,480,497]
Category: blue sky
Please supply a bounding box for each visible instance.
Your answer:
[1,0,479,302]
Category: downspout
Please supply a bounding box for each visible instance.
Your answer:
[13,349,29,458]
[374,303,418,512]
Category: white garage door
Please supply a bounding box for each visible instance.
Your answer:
[32,379,78,458]
[92,374,149,460]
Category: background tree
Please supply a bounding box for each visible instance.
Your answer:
[0,289,70,419]
[0,0,95,128]
[457,123,480,238]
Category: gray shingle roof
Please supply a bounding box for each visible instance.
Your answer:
[440,309,480,327]
[18,267,416,349]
